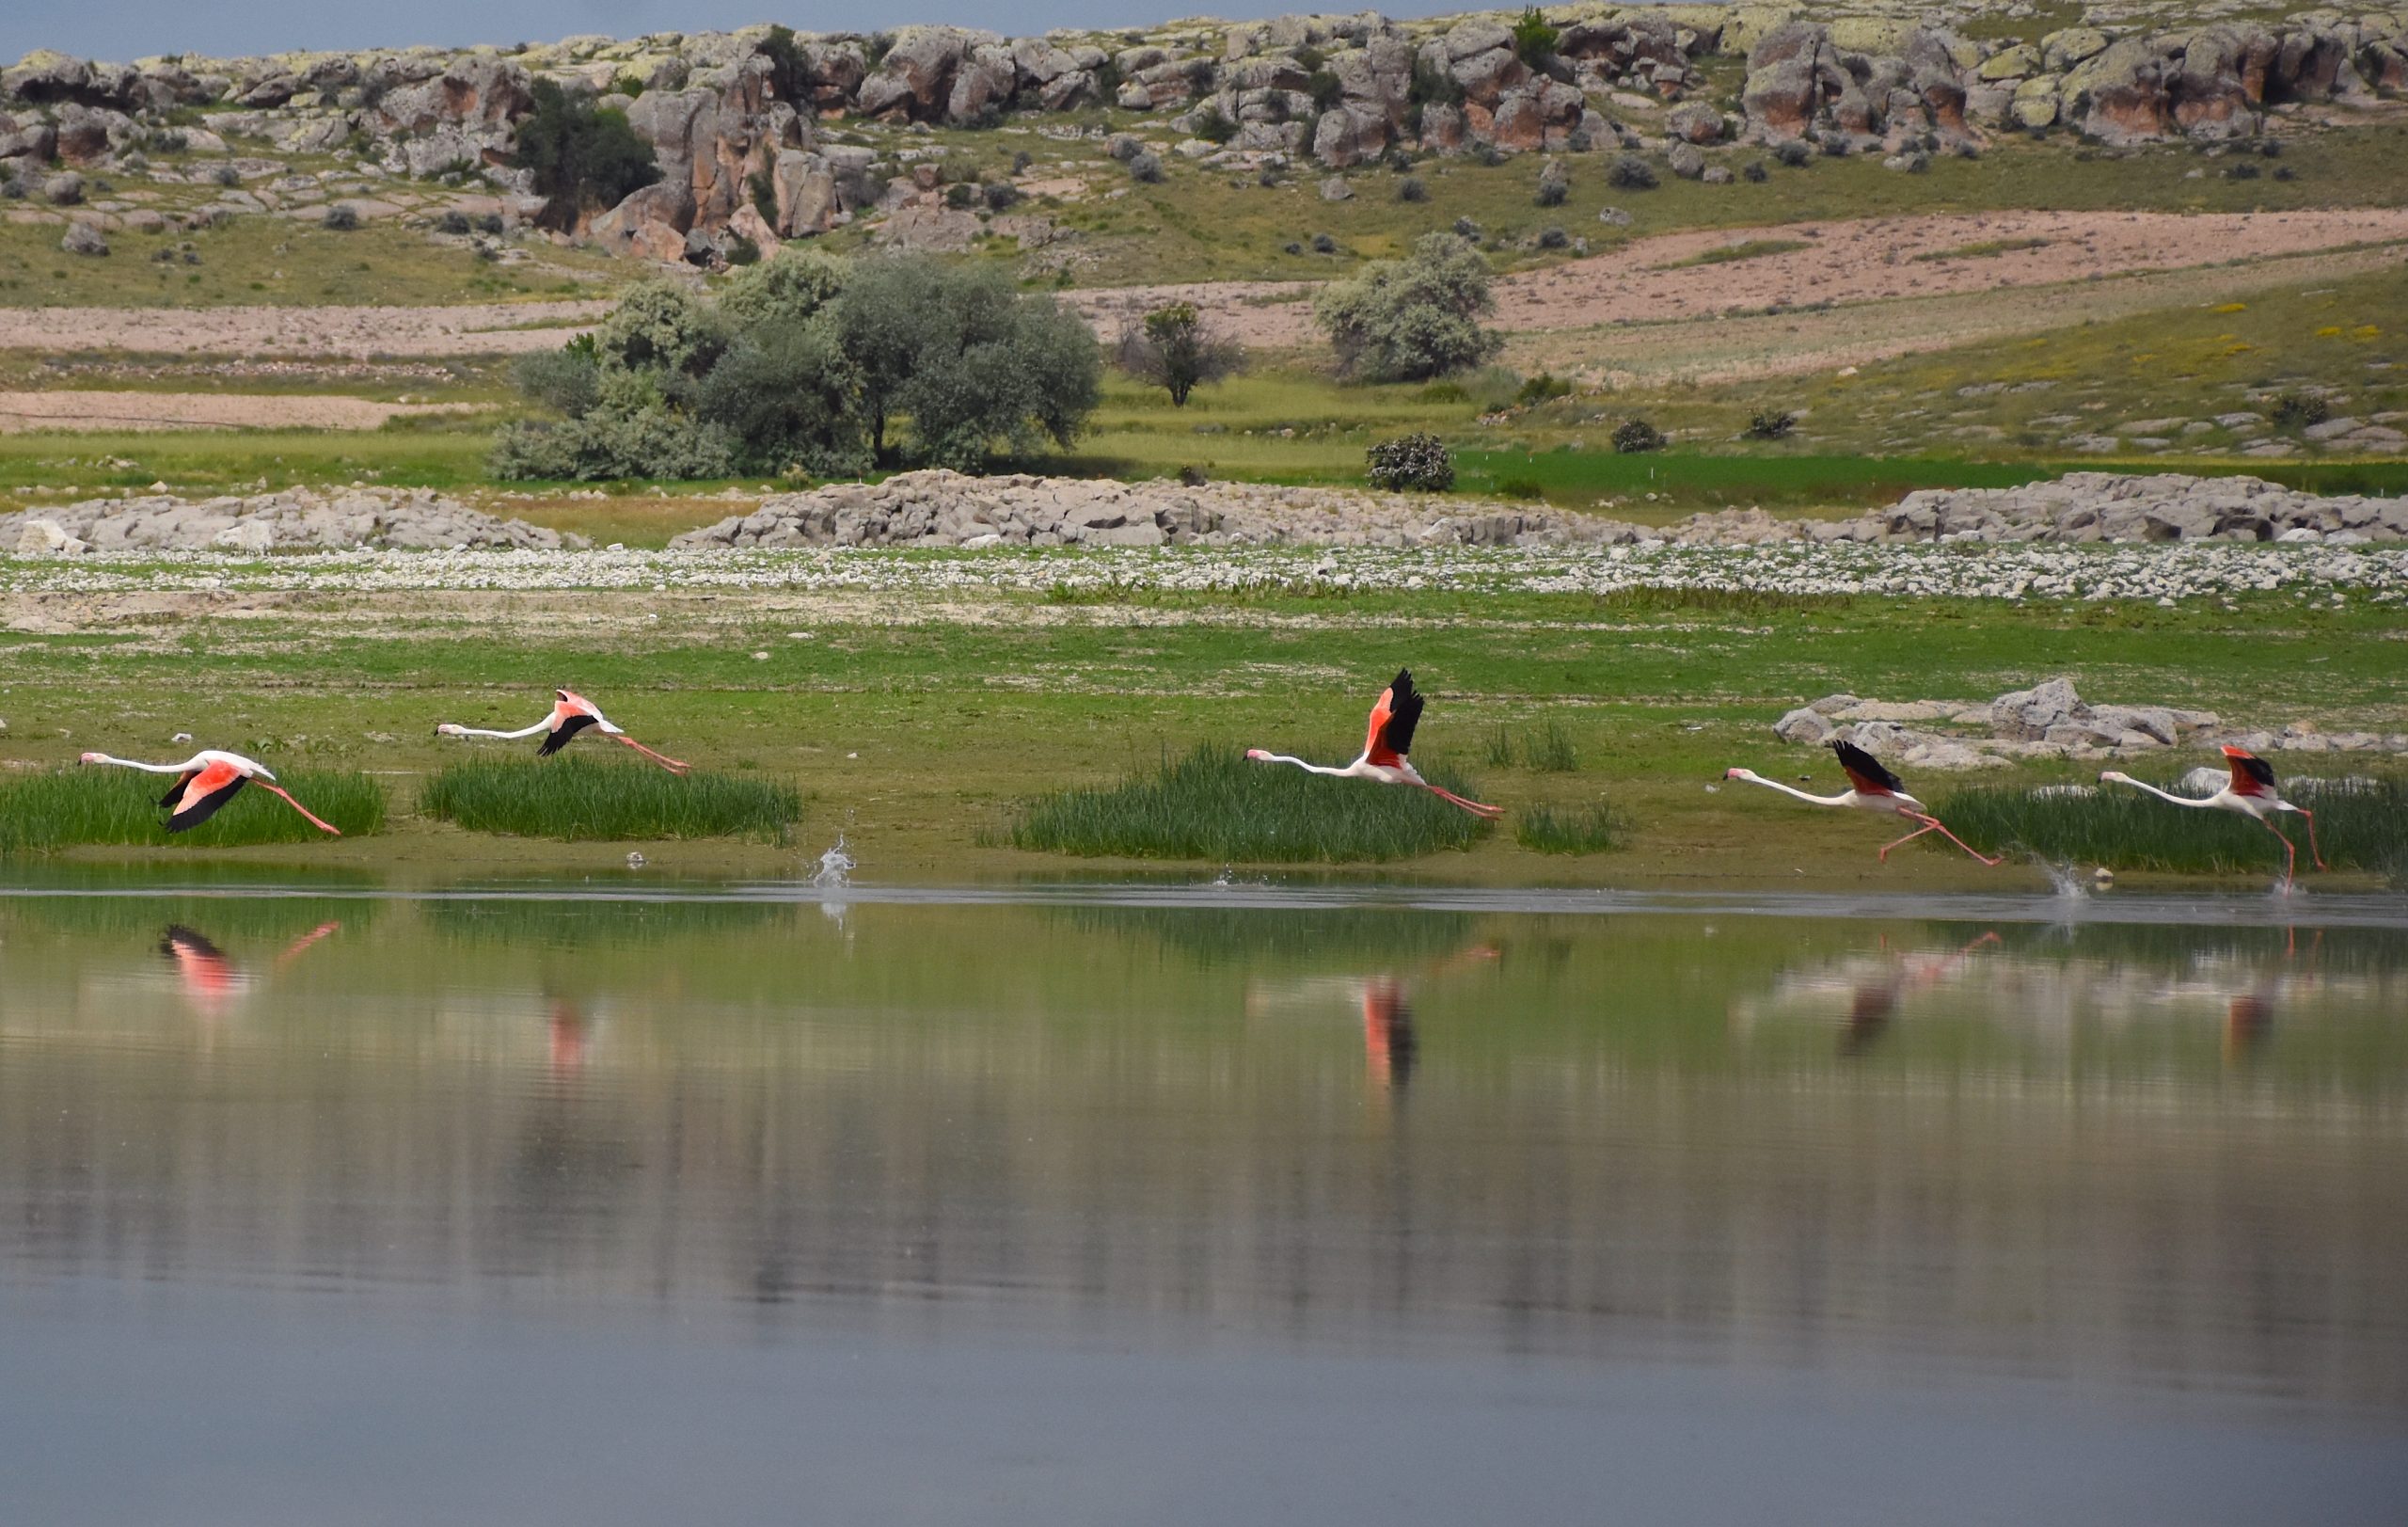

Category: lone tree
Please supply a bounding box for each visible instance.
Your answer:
[1315,231,1502,383]
[1116,302,1243,407]
[513,77,660,231]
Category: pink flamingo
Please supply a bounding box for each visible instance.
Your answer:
[436,688,689,773]
[1246,669,1501,818]
[1724,739,2000,866]
[2099,745,2325,884]
[79,749,342,835]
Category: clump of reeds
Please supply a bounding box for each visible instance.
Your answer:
[1483,721,1580,772]
[1513,802,1627,855]
[420,756,800,842]
[1938,775,2408,875]
[1009,744,1492,862]
[0,766,386,851]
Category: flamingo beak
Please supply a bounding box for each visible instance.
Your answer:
[77,752,102,765]
[1722,767,1744,779]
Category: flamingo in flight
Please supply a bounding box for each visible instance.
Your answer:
[79,749,342,835]
[1724,739,2000,866]
[2099,746,2325,884]
[436,688,689,773]
[1246,669,1501,818]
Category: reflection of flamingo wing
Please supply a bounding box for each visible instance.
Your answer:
[160,925,238,996]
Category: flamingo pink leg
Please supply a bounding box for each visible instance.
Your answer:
[613,735,690,774]
[258,782,342,835]
[1886,811,2002,867]
[1421,783,1502,819]
[2297,808,2327,872]
[1878,819,1941,862]
[2263,819,2297,885]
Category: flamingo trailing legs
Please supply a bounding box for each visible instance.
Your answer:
[79,749,342,835]
[1246,669,1502,818]
[436,688,689,774]
[2099,745,2325,885]
[1724,739,2000,867]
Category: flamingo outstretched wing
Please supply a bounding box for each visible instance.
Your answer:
[2223,745,2278,798]
[1830,739,1904,798]
[1364,669,1424,767]
[166,757,247,834]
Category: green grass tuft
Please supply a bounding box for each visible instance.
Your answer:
[1938,776,2408,875]
[1485,722,1579,771]
[0,767,385,851]
[1514,802,1626,855]
[1657,238,1811,269]
[1010,744,1492,862]
[420,756,800,842]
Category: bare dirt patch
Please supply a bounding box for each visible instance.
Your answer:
[1069,209,2408,349]
[0,300,611,358]
[0,390,482,432]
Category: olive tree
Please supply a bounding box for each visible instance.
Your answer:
[1115,301,1243,407]
[1314,231,1502,383]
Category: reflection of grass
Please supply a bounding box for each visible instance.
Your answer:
[1939,777,2408,874]
[1515,803,1627,855]
[0,767,385,851]
[1010,744,1490,862]
[420,756,800,842]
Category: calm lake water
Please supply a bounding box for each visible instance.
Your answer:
[2,870,2404,1525]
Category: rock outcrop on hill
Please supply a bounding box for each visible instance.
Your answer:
[3,487,583,553]
[6,7,2401,261]
[664,469,2408,551]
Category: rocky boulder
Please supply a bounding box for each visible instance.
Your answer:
[0,488,583,552]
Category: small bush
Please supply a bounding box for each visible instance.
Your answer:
[1773,138,1813,167]
[1453,215,1481,239]
[1742,160,1769,183]
[2224,161,2259,181]
[1515,372,1572,406]
[2271,390,2332,429]
[1607,153,1658,190]
[1196,104,1238,144]
[1497,476,1545,501]
[475,212,504,235]
[1311,231,1338,253]
[1536,226,1569,249]
[1396,174,1428,202]
[1284,240,1305,255]
[1511,6,1560,66]
[322,202,360,231]
[1010,745,1491,863]
[1612,416,1665,453]
[434,209,471,234]
[1485,722,1578,771]
[1535,175,1567,207]
[983,181,1020,211]
[212,163,241,187]
[422,756,799,842]
[1317,231,1502,382]
[1745,406,1797,440]
[1367,432,1455,491]
[1177,464,1209,486]
[1128,151,1164,183]
[513,75,662,231]
[1515,803,1625,855]
[1307,70,1343,113]
[723,233,761,266]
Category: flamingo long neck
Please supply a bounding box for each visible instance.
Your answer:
[2111,777,2220,808]
[1736,773,1858,807]
[447,718,553,740]
[1255,753,1354,777]
[84,753,204,775]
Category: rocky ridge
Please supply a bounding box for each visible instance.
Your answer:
[1766,675,2407,769]
[6,5,2400,261]
[4,487,583,553]
[670,469,2408,550]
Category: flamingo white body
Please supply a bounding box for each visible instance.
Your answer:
[79,748,342,835]
[436,688,689,774]
[2100,746,2325,883]
[1724,739,2000,867]
[1245,669,1502,819]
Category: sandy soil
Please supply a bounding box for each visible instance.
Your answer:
[0,390,482,432]
[0,300,611,358]
[1070,208,2408,347]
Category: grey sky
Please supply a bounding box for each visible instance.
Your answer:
[8,3,1470,64]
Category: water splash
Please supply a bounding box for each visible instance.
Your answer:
[2038,859,2092,899]
[808,835,854,890]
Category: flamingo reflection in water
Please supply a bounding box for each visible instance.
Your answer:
[1246,942,1499,1094]
[1731,930,2001,1060]
[158,920,342,1021]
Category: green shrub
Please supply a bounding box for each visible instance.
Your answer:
[1396,174,1429,202]
[322,202,360,231]
[1317,231,1502,383]
[490,368,738,480]
[1367,432,1455,491]
[593,278,726,379]
[1497,476,1545,500]
[1745,407,1798,439]
[694,319,872,475]
[509,339,601,417]
[422,756,799,842]
[1010,745,1491,862]
[1196,104,1237,144]
[2271,390,2331,429]
[1128,151,1164,183]
[1608,153,1658,190]
[1515,803,1625,854]
[0,767,386,851]
[1116,300,1243,406]
[1612,417,1665,453]
[759,23,816,104]
[718,245,847,332]
[1515,372,1573,406]
[1307,70,1344,112]
[512,76,661,230]
[1512,6,1560,66]
[1485,722,1578,771]
[1773,138,1813,167]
